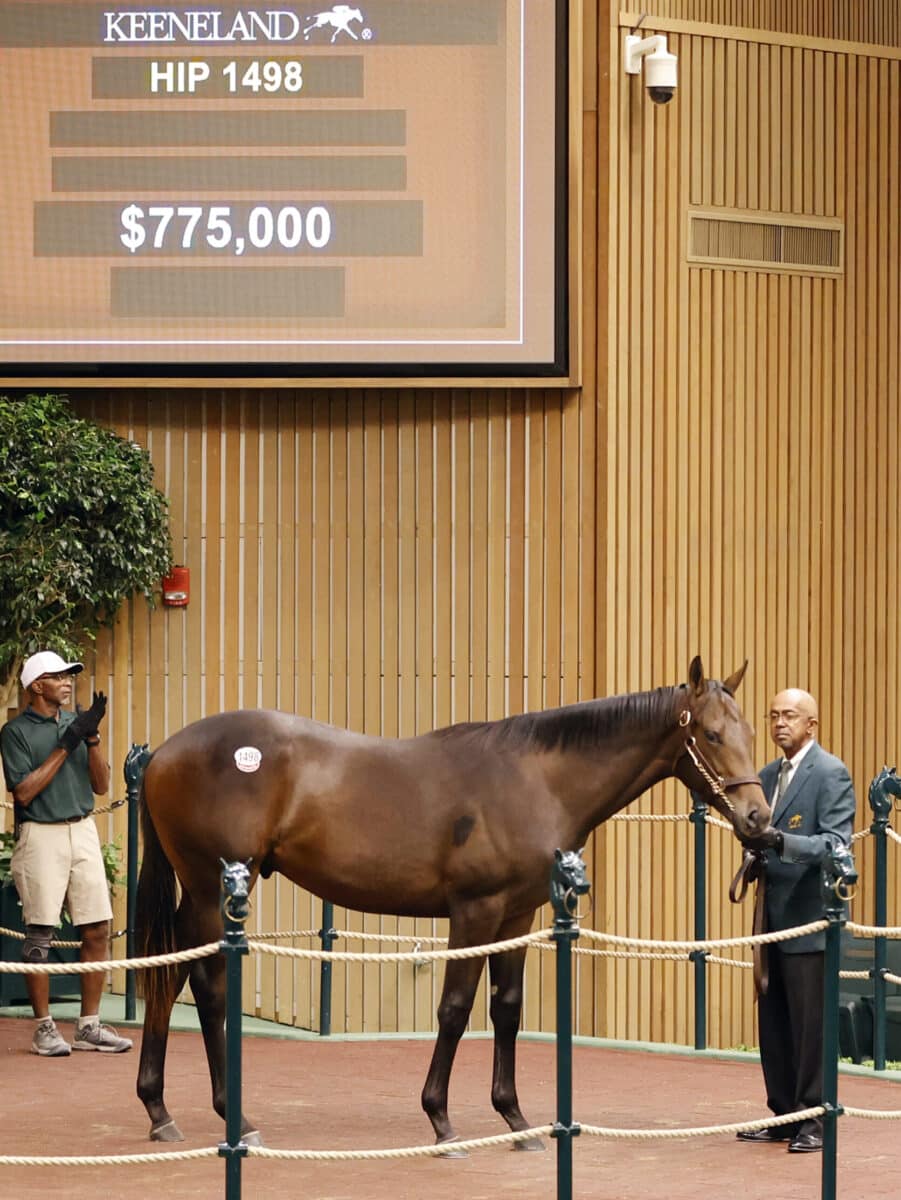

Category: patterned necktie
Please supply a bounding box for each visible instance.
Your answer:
[775,758,791,806]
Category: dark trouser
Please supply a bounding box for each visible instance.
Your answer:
[757,947,824,1136]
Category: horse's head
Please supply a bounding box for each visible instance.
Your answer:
[673,656,769,840]
[869,766,901,818]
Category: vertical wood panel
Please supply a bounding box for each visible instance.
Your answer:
[596,12,901,1050]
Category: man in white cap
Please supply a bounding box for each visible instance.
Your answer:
[0,651,132,1055]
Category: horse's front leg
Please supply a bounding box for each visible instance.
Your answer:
[189,940,262,1145]
[421,953,487,1154]
[422,899,509,1153]
[488,922,545,1151]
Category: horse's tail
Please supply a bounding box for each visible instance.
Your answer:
[135,760,180,1019]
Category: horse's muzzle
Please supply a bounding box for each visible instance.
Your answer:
[730,783,770,838]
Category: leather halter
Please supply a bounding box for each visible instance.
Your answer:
[677,709,760,816]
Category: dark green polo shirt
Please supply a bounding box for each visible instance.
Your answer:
[0,708,93,823]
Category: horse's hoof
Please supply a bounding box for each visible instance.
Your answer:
[513,1135,546,1152]
[150,1119,184,1143]
[436,1136,469,1159]
[242,1129,264,1147]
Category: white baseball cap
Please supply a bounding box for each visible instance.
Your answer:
[20,651,84,691]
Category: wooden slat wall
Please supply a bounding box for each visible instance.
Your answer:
[597,7,901,1048]
[40,4,898,1050]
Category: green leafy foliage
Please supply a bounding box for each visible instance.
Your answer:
[0,393,172,694]
[99,836,126,898]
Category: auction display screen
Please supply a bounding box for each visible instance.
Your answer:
[0,0,567,377]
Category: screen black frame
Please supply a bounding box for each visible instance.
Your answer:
[2,0,570,383]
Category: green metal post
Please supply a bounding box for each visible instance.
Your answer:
[123,743,151,1023]
[689,792,708,1050]
[219,861,251,1200]
[319,899,336,1036]
[868,777,891,1070]
[820,846,856,1200]
[549,849,589,1200]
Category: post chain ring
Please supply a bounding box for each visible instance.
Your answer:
[834,879,857,903]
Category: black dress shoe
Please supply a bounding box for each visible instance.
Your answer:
[736,1127,793,1143]
[788,1131,822,1153]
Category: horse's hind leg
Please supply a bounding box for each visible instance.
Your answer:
[188,913,262,1145]
[488,933,545,1151]
[137,958,191,1141]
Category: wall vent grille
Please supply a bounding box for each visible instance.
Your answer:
[688,209,843,275]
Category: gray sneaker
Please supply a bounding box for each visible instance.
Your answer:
[72,1022,133,1053]
[31,1018,71,1057]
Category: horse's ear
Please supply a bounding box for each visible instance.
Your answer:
[688,656,705,693]
[723,661,748,695]
[554,848,563,862]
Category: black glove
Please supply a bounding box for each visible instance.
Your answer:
[84,690,108,731]
[740,826,784,855]
[58,691,107,754]
[59,708,97,754]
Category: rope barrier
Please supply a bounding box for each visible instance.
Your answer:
[0,926,127,947]
[579,921,829,954]
[579,1107,826,1141]
[246,1126,555,1161]
[843,1106,901,1120]
[0,942,219,974]
[0,1147,220,1167]
[610,812,689,823]
[249,928,448,945]
[251,928,553,964]
[704,814,734,831]
[0,905,895,1180]
[847,922,901,939]
[571,946,691,962]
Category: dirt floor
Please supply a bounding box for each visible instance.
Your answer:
[1,1018,900,1199]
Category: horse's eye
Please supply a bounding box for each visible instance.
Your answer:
[704,729,721,745]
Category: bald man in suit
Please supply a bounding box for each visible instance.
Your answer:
[736,688,855,1154]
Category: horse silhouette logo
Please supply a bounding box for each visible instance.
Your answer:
[303,5,369,42]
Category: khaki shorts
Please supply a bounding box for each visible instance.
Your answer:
[11,818,113,928]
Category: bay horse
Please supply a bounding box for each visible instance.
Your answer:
[135,657,769,1147]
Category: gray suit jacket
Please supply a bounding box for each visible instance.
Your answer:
[760,741,856,953]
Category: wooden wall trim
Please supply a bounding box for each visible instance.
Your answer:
[620,10,901,60]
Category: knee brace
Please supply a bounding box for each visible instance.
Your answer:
[23,925,54,963]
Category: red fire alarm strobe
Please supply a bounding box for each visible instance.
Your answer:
[162,565,190,607]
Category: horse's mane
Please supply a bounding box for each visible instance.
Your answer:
[430,685,686,753]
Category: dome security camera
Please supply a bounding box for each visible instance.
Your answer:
[624,34,678,105]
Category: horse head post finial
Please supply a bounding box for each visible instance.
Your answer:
[124,742,152,794]
[220,859,252,940]
[869,766,901,821]
[550,848,590,924]
[821,844,858,915]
